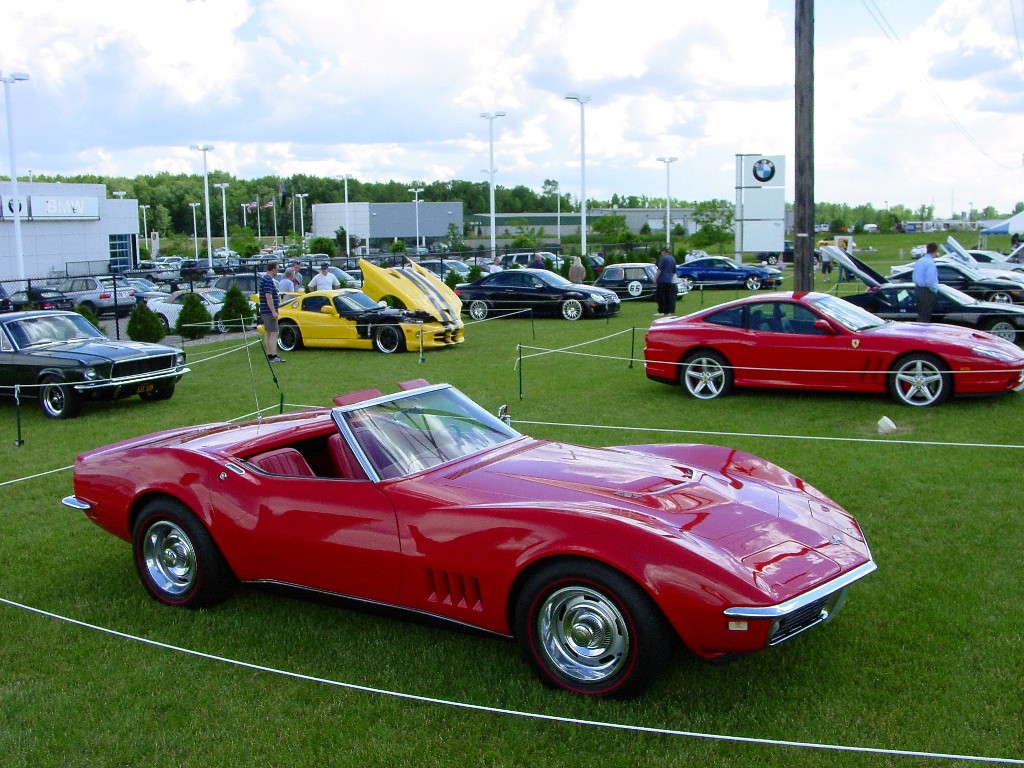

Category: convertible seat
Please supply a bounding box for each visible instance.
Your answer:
[249,447,315,477]
[326,433,368,480]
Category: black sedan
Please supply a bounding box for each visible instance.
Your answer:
[0,310,189,419]
[593,262,687,301]
[1,287,75,312]
[843,283,1024,344]
[888,261,1024,304]
[675,257,783,291]
[454,268,620,320]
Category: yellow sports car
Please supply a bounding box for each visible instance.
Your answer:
[269,289,463,353]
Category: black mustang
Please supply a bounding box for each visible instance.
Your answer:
[0,310,189,418]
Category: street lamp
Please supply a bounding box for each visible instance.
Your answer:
[190,143,214,269]
[189,202,201,260]
[656,156,677,248]
[342,174,352,258]
[139,204,150,253]
[213,182,229,258]
[408,187,424,251]
[480,111,506,260]
[295,193,308,253]
[1,70,29,282]
[112,190,126,199]
[564,93,590,258]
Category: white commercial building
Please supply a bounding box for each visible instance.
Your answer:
[1,182,138,287]
[311,201,463,251]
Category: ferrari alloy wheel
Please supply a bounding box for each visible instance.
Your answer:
[986,291,1013,304]
[681,351,733,400]
[468,300,489,320]
[626,280,644,297]
[373,324,405,354]
[514,561,673,698]
[278,322,302,352]
[561,299,584,321]
[38,375,82,419]
[678,276,695,292]
[745,275,763,291]
[888,353,951,407]
[983,319,1017,342]
[132,499,233,608]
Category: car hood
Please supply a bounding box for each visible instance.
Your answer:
[410,438,871,593]
[24,338,180,363]
[866,317,1024,353]
[822,245,887,288]
[358,259,463,326]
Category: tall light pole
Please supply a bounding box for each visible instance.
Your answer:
[139,204,150,254]
[656,156,677,248]
[190,143,214,269]
[408,187,424,251]
[112,190,126,199]
[213,182,229,258]
[342,174,352,258]
[480,111,506,260]
[189,202,201,260]
[1,71,29,282]
[295,193,308,253]
[564,93,590,258]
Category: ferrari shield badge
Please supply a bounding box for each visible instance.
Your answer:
[852,339,860,348]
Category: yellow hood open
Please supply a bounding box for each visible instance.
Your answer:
[358,258,463,327]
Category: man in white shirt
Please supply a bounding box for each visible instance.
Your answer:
[307,262,341,292]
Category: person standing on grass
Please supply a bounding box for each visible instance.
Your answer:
[654,247,677,316]
[259,261,285,363]
[912,242,940,322]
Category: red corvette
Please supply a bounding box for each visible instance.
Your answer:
[645,291,1024,406]
[63,380,875,698]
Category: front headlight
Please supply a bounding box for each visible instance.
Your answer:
[973,345,1019,363]
[175,352,186,366]
[589,292,607,303]
[83,366,100,380]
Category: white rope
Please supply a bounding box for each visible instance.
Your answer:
[0,596,1019,765]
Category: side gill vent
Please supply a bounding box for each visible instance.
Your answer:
[425,568,483,612]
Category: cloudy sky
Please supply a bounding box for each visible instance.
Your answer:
[3,0,1023,216]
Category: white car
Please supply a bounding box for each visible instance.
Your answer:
[149,288,255,333]
[966,249,1024,273]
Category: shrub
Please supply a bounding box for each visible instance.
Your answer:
[215,285,256,332]
[126,301,167,343]
[174,293,212,340]
[444,270,460,290]
[467,265,483,282]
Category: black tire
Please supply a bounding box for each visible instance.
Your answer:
[561,298,584,321]
[983,318,1017,343]
[278,322,303,352]
[514,560,674,699]
[140,383,175,402]
[468,300,489,320]
[373,324,405,354]
[159,313,170,332]
[132,498,234,608]
[888,353,951,407]
[38,374,82,419]
[680,350,733,400]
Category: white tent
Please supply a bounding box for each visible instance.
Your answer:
[981,210,1024,235]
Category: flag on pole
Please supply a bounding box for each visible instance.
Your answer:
[246,199,259,211]
[261,199,275,209]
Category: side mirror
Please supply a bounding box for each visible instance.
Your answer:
[320,305,336,316]
[813,318,835,334]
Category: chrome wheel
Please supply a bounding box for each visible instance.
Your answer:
[984,319,1017,343]
[889,354,950,406]
[682,352,732,399]
[140,520,196,598]
[679,276,695,292]
[278,322,301,352]
[536,585,630,684]
[373,324,405,353]
[745,275,763,290]
[468,300,489,320]
[38,375,81,419]
[987,291,1013,304]
[561,299,584,320]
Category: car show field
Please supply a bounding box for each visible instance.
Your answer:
[1,249,1022,765]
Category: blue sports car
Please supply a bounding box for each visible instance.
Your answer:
[676,257,783,291]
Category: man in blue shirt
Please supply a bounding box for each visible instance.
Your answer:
[912,242,940,322]
[259,262,285,362]
[654,247,677,316]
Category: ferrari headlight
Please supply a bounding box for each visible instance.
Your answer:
[973,345,1018,362]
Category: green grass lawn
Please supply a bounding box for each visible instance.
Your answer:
[1,255,1022,767]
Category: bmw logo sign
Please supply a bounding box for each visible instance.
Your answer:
[752,158,776,183]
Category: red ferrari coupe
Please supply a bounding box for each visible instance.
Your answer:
[64,380,875,698]
[645,291,1024,406]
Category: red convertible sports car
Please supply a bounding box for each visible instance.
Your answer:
[645,291,1024,407]
[64,380,875,698]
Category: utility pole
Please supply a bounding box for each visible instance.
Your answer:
[794,0,815,292]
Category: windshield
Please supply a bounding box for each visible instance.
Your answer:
[7,313,107,348]
[335,292,381,313]
[336,386,520,479]
[536,271,573,288]
[809,294,885,331]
